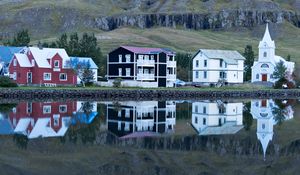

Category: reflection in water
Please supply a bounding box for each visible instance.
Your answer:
[0,101,98,139]
[251,99,294,159]
[0,99,296,160]
[191,100,244,135]
[106,101,176,138]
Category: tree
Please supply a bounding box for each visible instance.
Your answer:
[5,29,30,46]
[68,33,80,56]
[243,45,255,81]
[176,52,192,81]
[273,60,287,80]
[68,58,95,87]
[286,55,291,61]
[56,33,69,51]
[243,102,253,131]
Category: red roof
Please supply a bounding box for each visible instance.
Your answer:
[121,46,174,54]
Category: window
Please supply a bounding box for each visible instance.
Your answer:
[225,63,227,68]
[53,114,60,126]
[13,72,17,80]
[261,64,269,68]
[118,110,121,117]
[126,68,131,76]
[32,60,35,67]
[150,55,154,60]
[44,73,51,81]
[195,105,198,113]
[196,60,199,67]
[118,68,122,76]
[204,71,207,79]
[263,52,267,57]
[262,124,265,129]
[203,118,206,125]
[256,74,259,79]
[27,103,32,113]
[144,55,149,61]
[13,59,17,66]
[59,73,67,81]
[195,71,199,78]
[270,74,273,79]
[125,109,130,118]
[59,105,67,113]
[203,106,206,114]
[43,105,51,114]
[195,117,198,124]
[54,60,59,68]
[118,55,122,62]
[220,60,223,67]
[204,60,207,67]
[125,54,131,62]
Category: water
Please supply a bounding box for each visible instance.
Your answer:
[0,99,299,174]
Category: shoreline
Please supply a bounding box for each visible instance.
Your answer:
[1,88,300,102]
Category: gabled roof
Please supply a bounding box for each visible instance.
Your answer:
[0,46,23,63]
[120,46,175,54]
[28,47,70,68]
[195,49,245,65]
[259,23,275,48]
[15,53,32,67]
[70,57,98,69]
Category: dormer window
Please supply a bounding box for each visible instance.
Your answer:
[54,60,59,68]
[263,52,267,57]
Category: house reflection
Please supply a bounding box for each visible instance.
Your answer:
[191,100,244,135]
[106,101,176,138]
[0,101,98,139]
[251,99,294,160]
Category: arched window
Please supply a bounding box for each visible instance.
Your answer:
[263,52,267,57]
[260,113,268,117]
[261,64,269,68]
[256,74,259,79]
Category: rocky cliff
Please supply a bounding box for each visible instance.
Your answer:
[0,0,300,39]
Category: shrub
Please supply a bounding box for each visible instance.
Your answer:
[274,77,296,89]
[113,78,122,88]
[0,76,17,87]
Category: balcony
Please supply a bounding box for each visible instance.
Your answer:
[137,59,155,67]
[167,61,176,67]
[167,74,176,80]
[137,73,155,80]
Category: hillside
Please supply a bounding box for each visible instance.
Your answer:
[0,0,300,75]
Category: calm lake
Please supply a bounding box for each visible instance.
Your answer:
[0,99,299,175]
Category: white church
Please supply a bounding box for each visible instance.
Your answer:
[251,24,295,83]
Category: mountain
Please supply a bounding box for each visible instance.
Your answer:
[0,0,300,73]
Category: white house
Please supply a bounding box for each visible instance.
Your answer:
[192,49,245,85]
[251,99,294,159]
[251,24,295,83]
[70,57,98,84]
[191,100,244,135]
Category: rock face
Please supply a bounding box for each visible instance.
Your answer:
[94,10,300,31]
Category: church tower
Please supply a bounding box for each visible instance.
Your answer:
[258,23,276,63]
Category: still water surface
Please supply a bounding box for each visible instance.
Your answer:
[0,99,299,174]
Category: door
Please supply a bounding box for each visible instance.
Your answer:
[262,74,267,81]
[27,72,32,84]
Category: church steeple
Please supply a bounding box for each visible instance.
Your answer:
[259,23,275,49]
[258,23,276,62]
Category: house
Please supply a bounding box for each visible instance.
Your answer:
[106,101,176,138]
[251,24,295,83]
[191,100,243,135]
[0,46,23,76]
[107,46,176,88]
[251,99,294,159]
[192,49,245,85]
[8,47,77,86]
[69,57,98,84]
[0,101,99,139]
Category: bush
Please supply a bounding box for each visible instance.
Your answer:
[274,77,296,89]
[113,78,122,88]
[0,76,17,87]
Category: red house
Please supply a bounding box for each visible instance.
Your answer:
[8,47,76,86]
[9,101,77,138]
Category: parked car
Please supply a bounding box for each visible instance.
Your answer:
[175,79,186,87]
